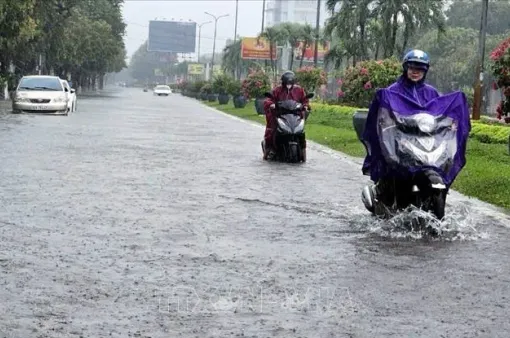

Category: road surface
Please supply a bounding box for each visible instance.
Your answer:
[0,88,509,337]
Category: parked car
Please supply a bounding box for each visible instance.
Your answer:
[60,79,77,112]
[153,85,172,96]
[12,75,70,115]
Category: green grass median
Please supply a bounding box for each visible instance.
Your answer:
[204,99,510,210]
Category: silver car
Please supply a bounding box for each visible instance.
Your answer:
[12,75,70,115]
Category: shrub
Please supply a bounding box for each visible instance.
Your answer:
[200,83,213,94]
[227,80,243,96]
[470,121,510,144]
[212,74,233,95]
[191,80,206,94]
[336,58,402,107]
[295,66,327,93]
[241,69,271,99]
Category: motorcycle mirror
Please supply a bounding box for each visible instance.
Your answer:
[263,92,273,99]
[306,93,314,99]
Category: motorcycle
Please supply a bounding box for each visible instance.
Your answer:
[354,89,470,221]
[261,92,314,163]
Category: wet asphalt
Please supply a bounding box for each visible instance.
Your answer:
[0,88,509,338]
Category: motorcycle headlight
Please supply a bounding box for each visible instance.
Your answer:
[294,119,305,132]
[277,118,292,133]
[414,113,436,133]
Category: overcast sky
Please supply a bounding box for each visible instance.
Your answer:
[122,0,265,60]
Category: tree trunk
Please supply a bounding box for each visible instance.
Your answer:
[390,14,399,57]
[299,43,308,68]
[99,74,105,90]
[289,43,295,70]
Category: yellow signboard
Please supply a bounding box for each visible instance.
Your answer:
[188,63,204,75]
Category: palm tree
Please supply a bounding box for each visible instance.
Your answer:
[279,22,303,70]
[325,0,372,63]
[221,39,261,79]
[259,25,286,79]
[298,24,315,68]
[374,0,446,57]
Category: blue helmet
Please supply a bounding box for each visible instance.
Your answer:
[403,49,430,71]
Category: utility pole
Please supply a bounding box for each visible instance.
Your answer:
[261,0,267,70]
[472,0,489,120]
[261,0,266,32]
[313,0,321,67]
[234,0,239,42]
[197,21,212,63]
[234,0,239,80]
[205,12,229,80]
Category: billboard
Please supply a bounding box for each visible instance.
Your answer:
[241,37,277,60]
[148,20,196,53]
[294,42,330,63]
[187,63,204,75]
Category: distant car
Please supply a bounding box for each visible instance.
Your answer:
[60,79,77,112]
[153,85,172,96]
[12,75,69,115]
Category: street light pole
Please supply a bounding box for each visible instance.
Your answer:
[472,0,489,120]
[313,0,321,67]
[234,0,239,42]
[197,21,212,63]
[205,12,229,80]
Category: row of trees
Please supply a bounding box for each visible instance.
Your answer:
[128,0,510,97]
[0,0,127,93]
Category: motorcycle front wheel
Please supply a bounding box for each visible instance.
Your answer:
[289,143,300,163]
[430,190,446,220]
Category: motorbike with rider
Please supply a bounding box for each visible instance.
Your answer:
[262,71,312,162]
[354,49,471,221]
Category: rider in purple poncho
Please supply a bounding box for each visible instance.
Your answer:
[361,49,441,211]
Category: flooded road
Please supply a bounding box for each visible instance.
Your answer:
[0,88,509,337]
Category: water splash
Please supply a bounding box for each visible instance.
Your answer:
[349,203,489,241]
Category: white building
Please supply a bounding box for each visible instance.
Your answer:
[265,0,329,28]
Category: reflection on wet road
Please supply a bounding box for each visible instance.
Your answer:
[0,88,509,337]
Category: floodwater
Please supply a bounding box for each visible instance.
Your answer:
[0,88,509,337]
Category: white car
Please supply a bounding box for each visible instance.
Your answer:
[153,85,172,96]
[12,75,70,115]
[60,79,77,112]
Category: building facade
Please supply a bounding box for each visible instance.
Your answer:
[265,0,328,28]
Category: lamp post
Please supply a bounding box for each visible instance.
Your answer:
[204,11,229,80]
[234,0,239,42]
[313,0,321,67]
[197,21,212,63]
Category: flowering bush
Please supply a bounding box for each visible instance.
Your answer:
[490,36,510,122]
[295,66,327,93]
[336,58,401,107]
[241,69,271,99]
